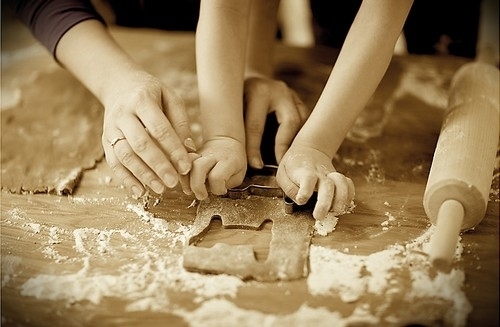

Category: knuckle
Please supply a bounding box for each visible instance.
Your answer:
[128,135,149,153]
[167,93,185,110]
[106,158,121,171]
[168,147,188,164]
[115,147,135,165]
[106,157,121,173]
[246,119,264,136]
[149,123,174,142]
[274,80,289,91]
[174,117,190,134]
[284,113,303,129]
[248,81,270,97]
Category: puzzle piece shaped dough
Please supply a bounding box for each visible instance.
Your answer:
[183,195,314,281]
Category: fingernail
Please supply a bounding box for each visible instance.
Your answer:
[296,196,308,205]
[131,186,143,199]
[163,174,178,188]
[179,159,191,175]
[250,157,264,169]
[151,180,165,194]
[184,138,197,152]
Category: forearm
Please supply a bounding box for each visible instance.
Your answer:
[196,0,252,143]
[245,0,280,78]
[55,19,144,107]
[295,0,413,158]
[13,0,105,56]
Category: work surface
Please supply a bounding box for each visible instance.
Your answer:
[1,22,499,327]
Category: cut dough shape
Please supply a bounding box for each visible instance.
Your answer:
[183,195,315,281]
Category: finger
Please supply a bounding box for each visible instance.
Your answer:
[290,90,312,123]
[244,92,268,169]
[276,164,300,201]
[273,94,303,163]
[208,160,245,195]
[190,156,217,200]
[178,174,192,195]
[136,97,192,177]
[286,165,317,205]
[328,172,351,215]
[104,145,146,198]
[178,153,201,195]
[313,176,335,220]
[162,87,197,153]
[110,134,168,194]
[120,115,179,188]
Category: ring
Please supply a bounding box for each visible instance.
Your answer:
[110,137,126,148]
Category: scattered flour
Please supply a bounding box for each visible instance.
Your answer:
[314,215,338,236]
[17,203,243,312]
[307,228,471,326]
[5,201,472,326]
[173,299,378,327]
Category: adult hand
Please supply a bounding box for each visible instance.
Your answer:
[188,137,247,200]
[244,76,310,168]
[276,143,355,220]
[102,72,196,198]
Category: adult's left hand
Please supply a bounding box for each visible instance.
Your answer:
[243,76,311,168]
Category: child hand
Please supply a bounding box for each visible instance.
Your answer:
[188,137,247,200]
[277,144,355,220]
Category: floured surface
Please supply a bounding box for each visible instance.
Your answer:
[0,19,202,195]
[1,23,499,327]
[1,69,104,194]
[0,187,479,326]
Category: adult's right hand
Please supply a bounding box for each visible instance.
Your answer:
[102,72,196,198]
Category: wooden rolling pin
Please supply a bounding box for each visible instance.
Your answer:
[424,0,499,273]
[423,61,499,272]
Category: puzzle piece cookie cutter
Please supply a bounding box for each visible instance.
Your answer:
[183,165,315,281]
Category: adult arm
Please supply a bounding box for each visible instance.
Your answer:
[243,0,311,168]
[13,0,195,198]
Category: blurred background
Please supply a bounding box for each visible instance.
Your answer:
[86,0,495,60]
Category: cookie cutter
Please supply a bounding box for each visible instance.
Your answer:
[226,164,317,214]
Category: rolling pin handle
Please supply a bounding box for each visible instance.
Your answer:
[429,199,465,273]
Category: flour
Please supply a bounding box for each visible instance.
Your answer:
[173,298,382,327]
[18,202,243,312]
[23,222,41,234]
[314,214,338,236]
[365,149,385,184]
[307,227,471,326]
[7,200,472,326]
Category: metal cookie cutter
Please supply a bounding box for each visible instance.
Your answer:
[226,165,283,199]
[226,164,318,214]
[183,165,315,281]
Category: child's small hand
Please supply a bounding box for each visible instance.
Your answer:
[277,144,355,220]
[189,137,247,200]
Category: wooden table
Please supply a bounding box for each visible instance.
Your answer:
[1,19,498,327]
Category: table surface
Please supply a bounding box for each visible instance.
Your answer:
[1,19,499,327]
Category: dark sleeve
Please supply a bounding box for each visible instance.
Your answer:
[14,0,106,56]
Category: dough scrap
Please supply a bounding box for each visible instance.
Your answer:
[1,69,104,194]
